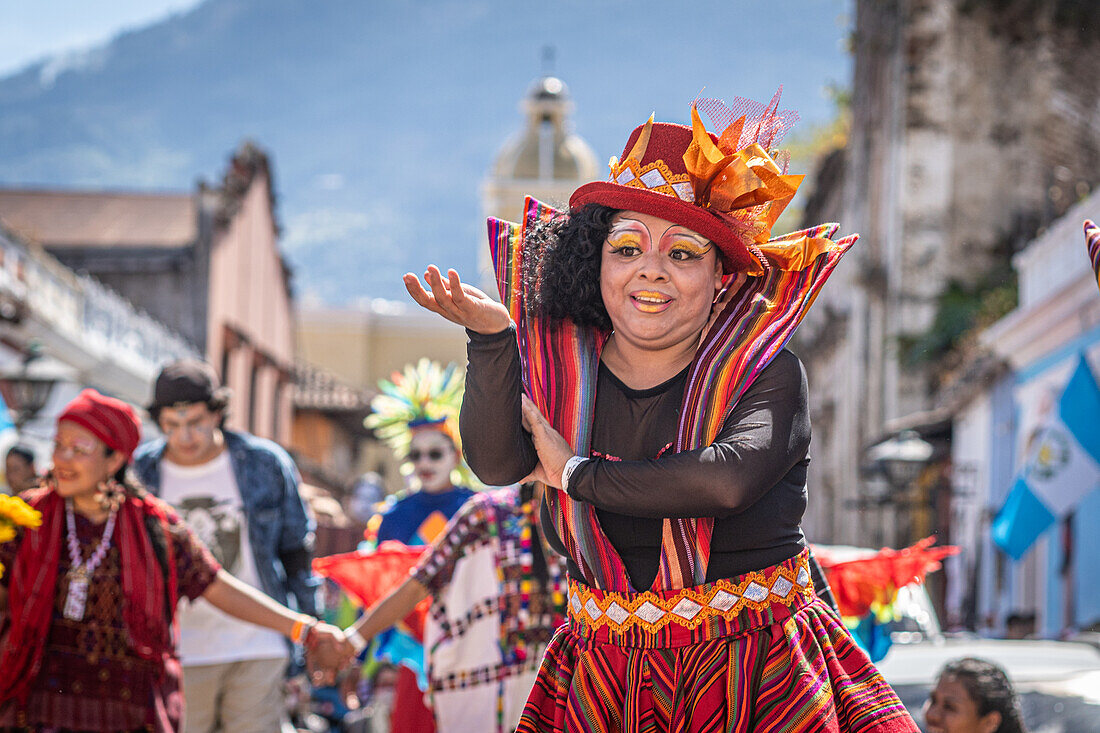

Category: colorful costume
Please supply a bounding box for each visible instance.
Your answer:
[1086,219,1100,291]
[365,359,476,549]
[412,485,567,733]
[373,488,474,547]
[0,490,220,732]
[464,92,918,732]
[360,359,478,733]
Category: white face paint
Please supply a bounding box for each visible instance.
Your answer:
[406,429,458,493]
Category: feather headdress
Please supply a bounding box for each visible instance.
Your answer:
[365,358,473,485]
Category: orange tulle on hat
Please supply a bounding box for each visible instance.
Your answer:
[570,88,804,274]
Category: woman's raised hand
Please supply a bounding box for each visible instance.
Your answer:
[403,266,512,334]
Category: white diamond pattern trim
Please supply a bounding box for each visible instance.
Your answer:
[616,169,638,185]
[708,589,739,612]
[671,597,703,620]
[639,168,668,188]
[604,602,630,625]
[743,582,768,603]
[770,575,794,599]
[634,601,666,625]
[796,566,811,587]
[671,182,695,201]
[566,556,815,633]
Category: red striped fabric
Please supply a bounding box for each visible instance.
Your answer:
[516,554,917,733]
[1085,219,1100,293]
[488,200,854,591]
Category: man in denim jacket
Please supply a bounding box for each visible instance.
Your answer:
[134,359,319,733]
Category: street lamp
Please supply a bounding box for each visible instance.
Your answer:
[858,430,935,548]
[865,430,934,490]
[0,344,65,431]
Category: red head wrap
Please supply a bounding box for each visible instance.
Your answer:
[58,388,142,462]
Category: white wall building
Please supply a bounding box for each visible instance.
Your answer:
[949,190,1100,636]
[0,223,198,476]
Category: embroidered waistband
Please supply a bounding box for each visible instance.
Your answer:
[566,550,816,647]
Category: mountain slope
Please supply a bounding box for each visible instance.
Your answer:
[0,0,851,303]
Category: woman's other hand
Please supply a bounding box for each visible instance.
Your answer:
[403,266,511,334]
[520,394,575,489]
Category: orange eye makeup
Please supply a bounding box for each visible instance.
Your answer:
[665,238,712,259]
[606,216,713,260]
[607,232,643,248]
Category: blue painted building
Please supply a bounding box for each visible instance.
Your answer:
[949,191,1100,637]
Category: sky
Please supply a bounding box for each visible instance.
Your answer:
[0,0,204,76]
[0,0,855,304]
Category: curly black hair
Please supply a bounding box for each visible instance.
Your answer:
[521,203,617,331]
[937,658,1026,733]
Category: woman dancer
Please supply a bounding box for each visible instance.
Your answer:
[404,90,916,732]
[0,389,348,732]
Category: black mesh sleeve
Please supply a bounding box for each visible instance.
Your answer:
[459,326,539,485]
[565,351,810,519]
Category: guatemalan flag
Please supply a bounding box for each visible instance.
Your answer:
[992,355,1100,559]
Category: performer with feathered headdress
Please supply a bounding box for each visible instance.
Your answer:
[317,356,572,732]
[346,359,476,733]
[364,358,475,548]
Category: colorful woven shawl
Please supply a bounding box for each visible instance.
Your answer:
[489,197,855,592]
[1086,219,1100,293]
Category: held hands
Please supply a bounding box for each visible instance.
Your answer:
[304,622,356,685]
[520,394,576,490]
[403,266,511,334]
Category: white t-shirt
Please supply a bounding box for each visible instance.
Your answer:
[160,450,287,665]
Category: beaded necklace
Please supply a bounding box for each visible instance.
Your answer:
[63,498,119,621]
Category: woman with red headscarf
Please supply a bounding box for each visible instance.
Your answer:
[0,389,351,733]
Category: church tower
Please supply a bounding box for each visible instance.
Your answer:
[479,75,598,290]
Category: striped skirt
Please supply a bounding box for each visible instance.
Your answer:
[516,550,918,733]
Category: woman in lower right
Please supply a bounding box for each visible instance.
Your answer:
[923,658,1026,733]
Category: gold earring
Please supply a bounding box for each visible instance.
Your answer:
[95,478,126,512]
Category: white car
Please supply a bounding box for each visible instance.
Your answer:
[812,545,1100,730]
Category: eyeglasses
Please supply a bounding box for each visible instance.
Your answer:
[53,439,100,459]
[406,448,447,463]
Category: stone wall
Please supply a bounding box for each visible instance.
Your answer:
[796,0,1100,545]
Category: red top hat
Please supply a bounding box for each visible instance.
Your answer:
[571,91,804,274]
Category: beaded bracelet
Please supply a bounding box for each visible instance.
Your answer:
[290,616,318,645]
